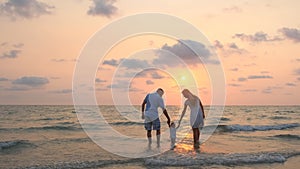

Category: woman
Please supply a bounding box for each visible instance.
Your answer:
[177,89,205,148]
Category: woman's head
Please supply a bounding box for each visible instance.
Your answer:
[182,89,192,98]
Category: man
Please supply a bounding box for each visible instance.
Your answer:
[142,88,171,148]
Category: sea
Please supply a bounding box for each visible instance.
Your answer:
[0,105,300,169]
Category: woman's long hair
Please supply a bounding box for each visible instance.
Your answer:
[182,89,198,107]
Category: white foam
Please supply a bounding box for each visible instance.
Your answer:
[227,123,299,132]
[145,151,300,166]
[0,140,24,150]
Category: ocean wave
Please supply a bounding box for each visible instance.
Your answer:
[9,151,300,168]
[0,140,31,150]
[204,123,299,132]
[12,158,141,169]
[145,151,300,166]
[275,110,295,114]
[273,134,300,140]
[270,116,291,120]
[38,117,65,121]
[220,117,231,121]
[110,121,144,126]
[25,125,81,131]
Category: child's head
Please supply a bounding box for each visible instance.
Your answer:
[170,121,175,128]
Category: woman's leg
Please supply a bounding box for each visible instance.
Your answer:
[196,128,200,142]
[192,128,200,148]
[192,128,198,144]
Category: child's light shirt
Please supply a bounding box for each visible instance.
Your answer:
[170,127,176,139]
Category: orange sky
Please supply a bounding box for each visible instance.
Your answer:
[0,0,300,105]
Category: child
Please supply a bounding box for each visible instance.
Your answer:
[169,121,176,150]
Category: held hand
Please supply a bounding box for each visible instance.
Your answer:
[176,121,181,129]
[141,113,144,120]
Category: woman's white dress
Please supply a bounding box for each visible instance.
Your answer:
[185,97,204,128]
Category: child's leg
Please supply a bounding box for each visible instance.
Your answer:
[171,138,176,148]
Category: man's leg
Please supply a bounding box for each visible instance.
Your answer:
[156,130,160,147]
[153,118,161,148]
[144,119,152,147]
[147,130,152,146]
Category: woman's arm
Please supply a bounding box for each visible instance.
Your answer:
[177,104,187,128]
[199,99,205,119]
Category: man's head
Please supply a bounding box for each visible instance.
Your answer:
[156,88,164,97]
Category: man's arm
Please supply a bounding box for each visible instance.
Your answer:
[141,97,147,119]
[163,109,171,127]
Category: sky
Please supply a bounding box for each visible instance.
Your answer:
[0,0,300,105]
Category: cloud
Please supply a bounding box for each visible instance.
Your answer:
[50,77,60,80]
[0,49,21,59]
[12,76,49,87]
[51,59,66,62]
[213,40,247,56]
[214,40,224,49]
[298,77,300,81]
[151,71,165,79]
[238,77,247,82]
[0,0,54,20]
[95,78,106,83]
[87,0,117,18]
[154,39,218,67]
[0,42,24,59]
[13,43,24,48]
[1,42,8,46]
[104,58,151,70]
[229,68,239,72]
[244,63,256,67]
[241,89,257,92]
[129,87,143,92]
[120,58,151,70]
[146,80,154,85]
[261,85,282,94]
[228,43,239,49]
[0,77,9,81]
[95,88,108,91]
[223,6,243,13]
[228,83,241,87]
[5,86,31,91]
[248,75,273,79]
[51,58,77,63]
[279,27,300,43]
[49,89,72,94]
[233,32,282,43]
[261,71,270,74]
[286,83,296,87]
[294,69,300,75]
[103,59,118,67]
[262,88,272,94]
[135,69,166,79]
[107,80,129,89]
